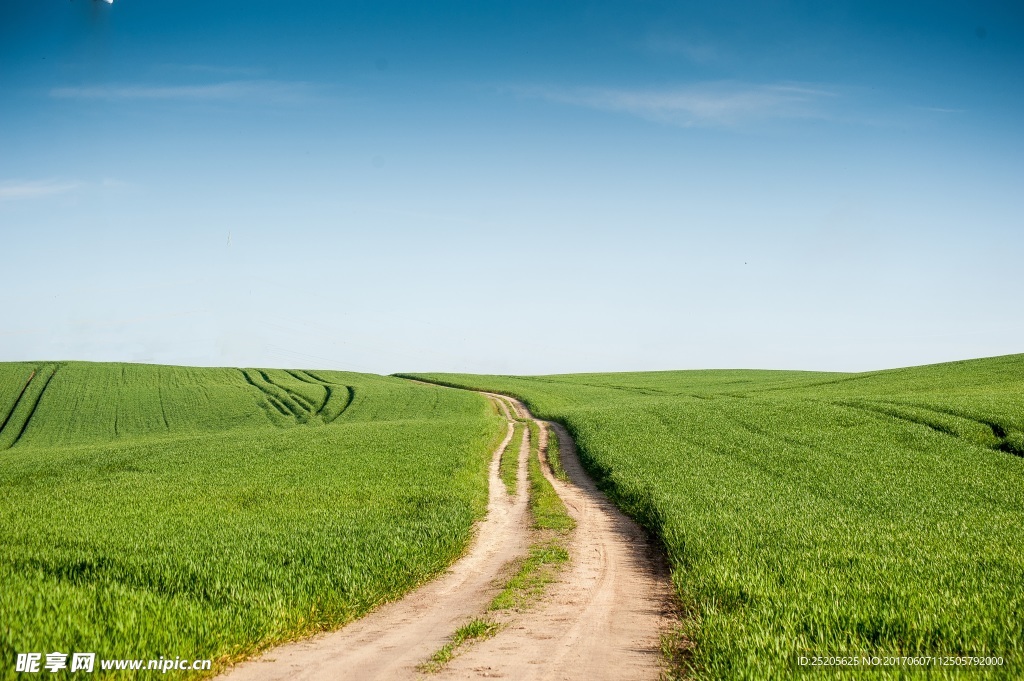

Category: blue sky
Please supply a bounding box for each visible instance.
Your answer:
[2,0,1022,374]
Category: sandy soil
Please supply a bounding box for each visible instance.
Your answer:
[435,397,673,680]
[217,391,673,681]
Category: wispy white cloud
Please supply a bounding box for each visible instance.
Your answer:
[643,35,719,63]
[161,63,263,77]
[0,179,80,201]
[50,79,316,104]
[510,81,838,127]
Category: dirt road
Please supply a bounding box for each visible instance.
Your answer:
[219,391,672,681]
[435,398,673,680]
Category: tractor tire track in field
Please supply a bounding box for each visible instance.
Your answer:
[0,369,36,436]
[298,371,354,424]
[837,400,1024,458]
[258,370,315,423]
[241,369,354,426]
[157,366,171,431]
[219,391,673,681]
[285,370,330,417]
[1,365,59,449]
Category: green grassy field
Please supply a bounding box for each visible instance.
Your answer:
[0,362,502,679]
[410,354,1024,679]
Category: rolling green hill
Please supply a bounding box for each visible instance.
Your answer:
[410,354,1024,679]
[0,362,502,678]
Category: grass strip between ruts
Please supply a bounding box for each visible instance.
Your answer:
[490,419,574,610]
[423,417,577,672]
[498,421,523,495]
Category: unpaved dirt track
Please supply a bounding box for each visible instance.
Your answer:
[437,398,673,681]
[218,390,673,681]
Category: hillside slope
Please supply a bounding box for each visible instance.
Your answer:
[411,354,1024,679]
[0,362,502,679]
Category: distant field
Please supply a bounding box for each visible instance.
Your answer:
[411,354,1024,679]
[0,362,501,678]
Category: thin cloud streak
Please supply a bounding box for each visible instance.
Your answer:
[162,64,264,77]
[50,80,317,104]
[0,179,80,201]
[643,35,719,63]
[512,82,838,127]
